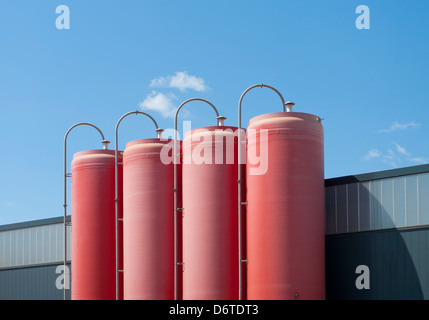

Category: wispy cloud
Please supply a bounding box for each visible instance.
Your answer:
[140,71,208,119]
[378,121,422,133]
[139,91,176,119]
[150,71,208,92]
[364,149,382,160]
[392,142,411,156]
[364,142,428,167]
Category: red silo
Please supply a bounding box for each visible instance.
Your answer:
[123,138,181,300]
[182,126,245,300]
[71,149,123,300]
[246,111,325,300]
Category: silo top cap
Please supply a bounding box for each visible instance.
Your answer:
[285,102,295,112]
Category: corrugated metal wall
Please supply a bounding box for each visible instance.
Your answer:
[325,172,429,234]
[0,223,70,269]
[0,219,71,300]
[0,263,70,300]
[324,166,429,300]
[2,228,428,300]
[326,226,429,300]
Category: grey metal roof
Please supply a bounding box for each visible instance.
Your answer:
[325,163,429,187]
[0,216,70,232]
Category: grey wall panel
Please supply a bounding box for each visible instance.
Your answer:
[394,177,406,228]
[405,176,418,226]
[381,179,395,229]
[419,173,429,225]
[0,223,71,270]
[325,171,429,235]
[336,185,348,234]
[359,182,370,232]
[369,180,382,230]
[325,186,336,234]
[0,264,71,300]
[347,183,359,233]
[326,227,429,300]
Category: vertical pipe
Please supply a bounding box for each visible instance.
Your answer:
[115,126,119,300]
[114,110,160,300]
[237,83,285,300]
[63,123,105,300]
[63,141,67,301]
[174,118,178,300]
[173,98,221,300]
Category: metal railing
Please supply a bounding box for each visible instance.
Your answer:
[114,110,162,300]
[63,122,106,300]
[173,98,225,300]
[237,83,289,300]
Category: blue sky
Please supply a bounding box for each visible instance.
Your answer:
[0,0,428,225]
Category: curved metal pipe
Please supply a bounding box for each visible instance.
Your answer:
[173,98,223,300]
[237,83,286,300]
[114,110,162,300]
[63,122,105,300]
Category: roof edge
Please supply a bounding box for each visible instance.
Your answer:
[325,163,429,187]
[0,216,70,232]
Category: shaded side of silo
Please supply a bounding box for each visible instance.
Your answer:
[71,149,123,300]
[246,112,325,300]
[123,138,180,300]
[182,126,244,300]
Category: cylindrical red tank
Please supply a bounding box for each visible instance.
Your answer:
[71,149,123,300]
[123,138,181,300]
[246,112,325,300]
[182,126,245,300]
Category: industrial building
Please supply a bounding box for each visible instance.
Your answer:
[1,163,428,300]
[325,163,429,300]
[1,84,428,300]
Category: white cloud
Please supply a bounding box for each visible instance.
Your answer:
[364,142,428,167]
[383,149,399,167]
[393,142,411,156]
[149,77,168,88]
[379,121,422,133]
[141,71,208,119]
[364,149,382,160]
[150,71,208,92]
[139,91,176,119]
